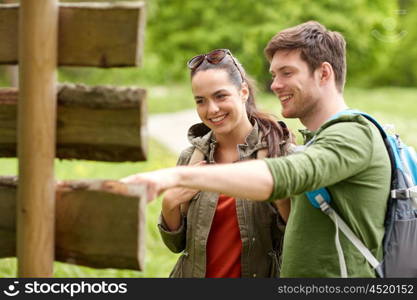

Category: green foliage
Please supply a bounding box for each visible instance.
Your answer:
[57,0,410,88]
[143,0,398,87]
[373,2,417,86]
[4,1,413,88]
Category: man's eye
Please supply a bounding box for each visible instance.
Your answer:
[217,94,226,99]
[283,72,292,76]
[195,99,204,104]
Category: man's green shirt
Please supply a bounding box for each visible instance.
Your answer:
[265,114,391,277]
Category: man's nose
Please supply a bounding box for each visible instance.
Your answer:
[270,77,284,92]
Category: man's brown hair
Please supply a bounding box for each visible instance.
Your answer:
[264,21,346,92]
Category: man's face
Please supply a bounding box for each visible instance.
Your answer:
[269,50,321,120]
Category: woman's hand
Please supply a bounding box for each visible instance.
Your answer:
[162,161,206,210]
[159,161,205,231]
[162,187,199,211]
[161,187,200,231]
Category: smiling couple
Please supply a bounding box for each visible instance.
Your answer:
[122,21,390,278]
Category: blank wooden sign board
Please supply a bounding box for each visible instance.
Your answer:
[0,176,147,270]
[0,84,148,161]
[0,2,146,67]
[0,1,148,277]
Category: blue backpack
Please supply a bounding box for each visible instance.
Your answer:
[305,109,417,278]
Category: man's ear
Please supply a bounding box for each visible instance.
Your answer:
[319,62,333,85]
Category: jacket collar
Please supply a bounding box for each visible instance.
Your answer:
[187,121,267,161]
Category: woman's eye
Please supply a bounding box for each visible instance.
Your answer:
[195,99,204,104]
[217,94,226,99]
[283,71,292,77]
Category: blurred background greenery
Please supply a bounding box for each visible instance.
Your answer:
[0,0,416,278]
[59,0,417,87]
[3,0,415,88]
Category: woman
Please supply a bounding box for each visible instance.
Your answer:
[158,49,293,278]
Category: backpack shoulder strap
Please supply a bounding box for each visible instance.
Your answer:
[314,195,382,277]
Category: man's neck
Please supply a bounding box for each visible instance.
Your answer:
[301,93,348,131]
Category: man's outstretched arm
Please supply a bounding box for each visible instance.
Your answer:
[121,159,274,202]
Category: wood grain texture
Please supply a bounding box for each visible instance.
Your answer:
[0,176,147,270]
[0,4,18,65]
[0,2,146,67]
[17,0,58,277]
[0,84,148,161]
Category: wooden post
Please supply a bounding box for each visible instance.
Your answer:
[17,0,58,277]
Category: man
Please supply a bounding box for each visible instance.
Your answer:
[122,21,390,277]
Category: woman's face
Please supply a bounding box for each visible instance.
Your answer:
[191,69,249,136]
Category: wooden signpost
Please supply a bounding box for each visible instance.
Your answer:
[0,1,148,277]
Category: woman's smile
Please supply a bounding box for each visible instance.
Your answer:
[209,113,229,125]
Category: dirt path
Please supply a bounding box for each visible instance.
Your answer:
[148,109,201,155]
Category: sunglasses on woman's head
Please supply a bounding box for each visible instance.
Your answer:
[187,49,244,82]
